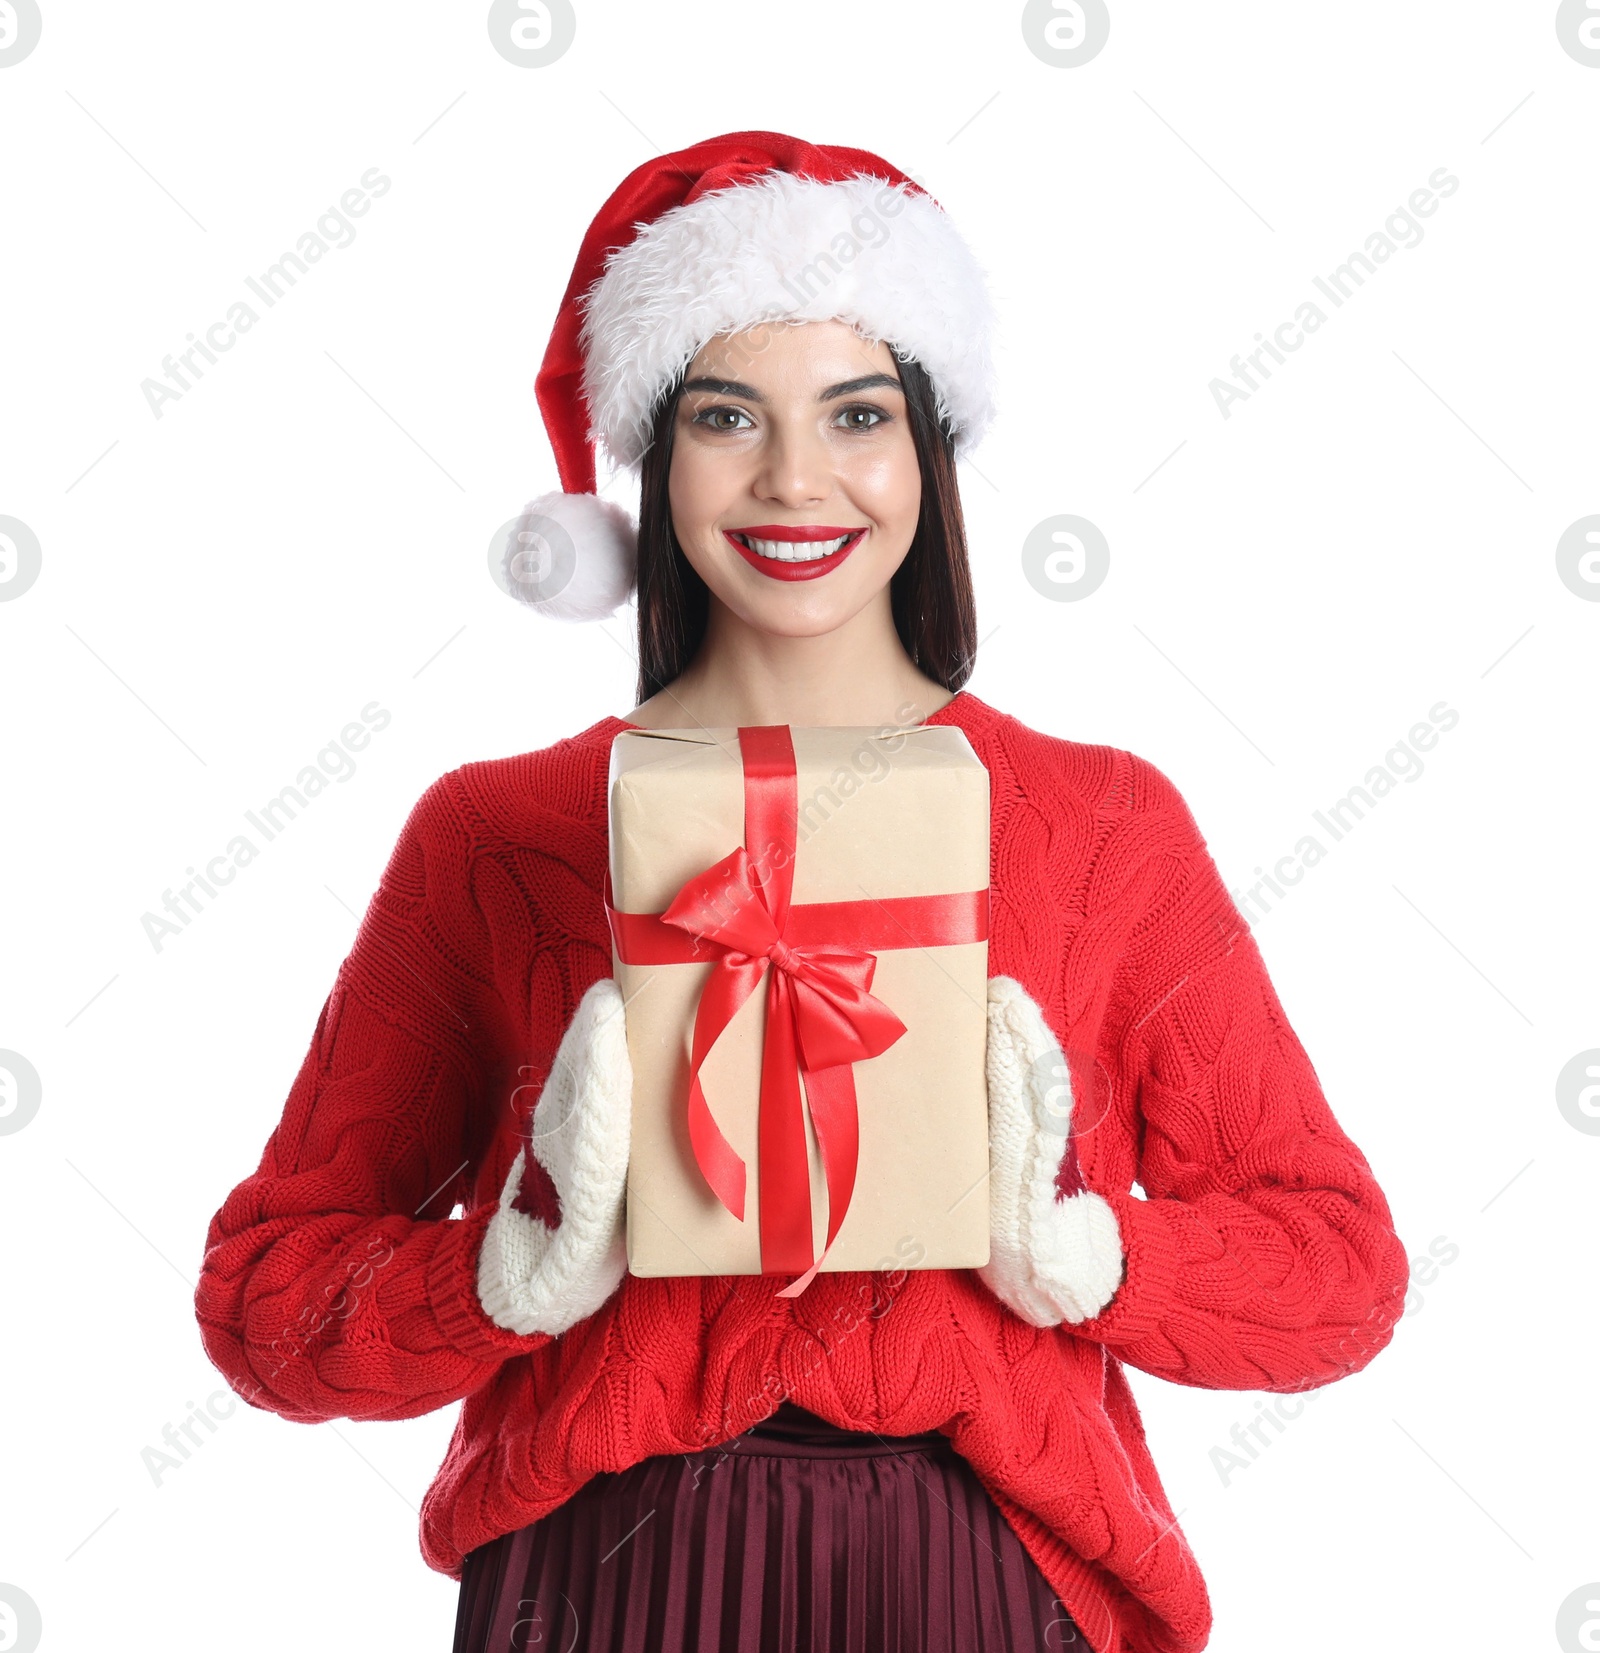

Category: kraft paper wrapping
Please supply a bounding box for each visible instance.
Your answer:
[608,723,991,1279]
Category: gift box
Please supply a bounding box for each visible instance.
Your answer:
[606,722,991,1294]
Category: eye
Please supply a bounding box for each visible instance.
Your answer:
[692,405,754,432]
[833,404,888,431]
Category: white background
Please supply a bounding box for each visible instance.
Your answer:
[2,3,1597,1650]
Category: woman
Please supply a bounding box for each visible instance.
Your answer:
[195,133,1409,1653]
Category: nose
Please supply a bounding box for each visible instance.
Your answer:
[752,420,831,509]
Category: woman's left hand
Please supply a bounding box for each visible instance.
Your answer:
[977,976,1126,1327]
[477,977,632,1338]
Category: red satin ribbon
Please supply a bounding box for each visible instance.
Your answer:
[606,725,989,1296]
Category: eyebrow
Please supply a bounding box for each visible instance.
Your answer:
[821,372,903,399]
[680,371,903,404]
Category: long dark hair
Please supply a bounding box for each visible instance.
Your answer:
[633,348,978,704]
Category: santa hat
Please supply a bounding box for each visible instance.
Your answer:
[506,129,997,621]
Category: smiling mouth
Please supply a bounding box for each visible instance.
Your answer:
[728,529,865,562]
[722,525,868,580]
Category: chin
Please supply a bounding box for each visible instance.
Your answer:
[734,592,864,639]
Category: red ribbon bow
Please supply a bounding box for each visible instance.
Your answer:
[607,725,988,1295]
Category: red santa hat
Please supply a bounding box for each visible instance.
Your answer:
[507,129,997,621]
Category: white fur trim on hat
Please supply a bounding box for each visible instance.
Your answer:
[502,491,636,623]
[578,171,997,470]
[978,976,1125,1327]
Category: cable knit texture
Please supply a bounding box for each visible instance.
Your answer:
[194,692,1408,1653]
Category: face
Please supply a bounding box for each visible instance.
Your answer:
[666,319,923,639]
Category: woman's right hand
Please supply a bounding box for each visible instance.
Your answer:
[477,977,633,1337]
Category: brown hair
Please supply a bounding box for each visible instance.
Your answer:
[632,348,978,704]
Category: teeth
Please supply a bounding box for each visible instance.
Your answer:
[737,533,856,562]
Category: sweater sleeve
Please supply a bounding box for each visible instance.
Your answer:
[1070,758,1409,1392]
[194,773,552,1425]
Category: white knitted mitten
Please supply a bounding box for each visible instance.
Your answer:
[477,977,632,1337]
[978,976,1125,1327]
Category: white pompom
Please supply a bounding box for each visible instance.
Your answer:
[501,491,637,622]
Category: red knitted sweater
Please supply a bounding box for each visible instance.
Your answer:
[194,691,1407,1653]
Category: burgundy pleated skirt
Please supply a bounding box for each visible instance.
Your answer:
[452,1402,1083,1652]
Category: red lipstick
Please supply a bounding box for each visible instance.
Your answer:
[722,524,868,582]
